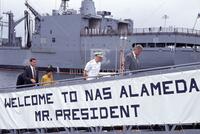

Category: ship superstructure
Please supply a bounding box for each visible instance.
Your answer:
[0,0,200,73]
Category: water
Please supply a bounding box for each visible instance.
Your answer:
[0,69,80,89]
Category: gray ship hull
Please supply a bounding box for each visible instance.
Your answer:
[1,0,200,73]
[1,32,200,73]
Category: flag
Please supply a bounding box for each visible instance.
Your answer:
[197,13,200,18]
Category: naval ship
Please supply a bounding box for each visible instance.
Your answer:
[0,1,200,133]
[0,0,200,73]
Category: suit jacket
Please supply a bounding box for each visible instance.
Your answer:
[23,66,39,86]
[125,52,139,71]
[16,73,25,88]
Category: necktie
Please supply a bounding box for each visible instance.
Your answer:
[32,67,36,79]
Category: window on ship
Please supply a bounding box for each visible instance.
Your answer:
[52,37,56,43]
[186,44,194,48]
[156,43,165,47]
[176,43,186,48]
[147,43,155,48]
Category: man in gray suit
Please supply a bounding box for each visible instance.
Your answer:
[125,44,143,72]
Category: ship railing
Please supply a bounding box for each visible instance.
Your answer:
[1,61,200,92]
[1,124,200,133]
[133,27,200,36]
[80,28,132,36]
[19,62,200,89]
[80,27,200,36]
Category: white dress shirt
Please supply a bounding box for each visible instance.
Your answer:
[84,59,101,80]
[30,65,36,79]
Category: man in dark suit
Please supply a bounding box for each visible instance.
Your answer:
[125,44,143,72]
[16,72,26,88]
[22,57,39,87]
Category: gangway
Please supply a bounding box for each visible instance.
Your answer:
[1,62,200,133]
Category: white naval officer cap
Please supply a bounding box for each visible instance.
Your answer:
[94,51,103,58]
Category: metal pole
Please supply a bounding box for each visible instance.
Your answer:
[119,36,127,74]
[162,14,169,27]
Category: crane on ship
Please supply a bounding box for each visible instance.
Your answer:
[192,13,200,31]
[0,17,8,46]
[3,10,30,47]
[25,0,41,34]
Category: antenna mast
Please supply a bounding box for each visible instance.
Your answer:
[59,0,70,14]
[162,14,169,27]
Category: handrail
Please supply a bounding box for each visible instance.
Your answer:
[80,27,200,36]
[1,62,200,91]
[133,27,200,35]
[123,61,200,74]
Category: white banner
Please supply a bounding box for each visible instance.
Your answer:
[0,69,200,129]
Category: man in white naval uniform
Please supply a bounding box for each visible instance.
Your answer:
[83,52,103,80]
